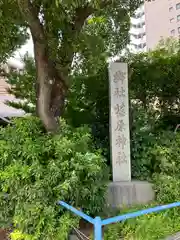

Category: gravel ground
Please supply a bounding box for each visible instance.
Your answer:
[165,232,180,240]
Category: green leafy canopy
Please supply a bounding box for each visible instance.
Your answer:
[0,0,27,62]
[1,0,145,70]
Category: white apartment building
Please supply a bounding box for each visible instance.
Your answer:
[0,60,25,121]
[129,5,147,53]
[129,0,180,53]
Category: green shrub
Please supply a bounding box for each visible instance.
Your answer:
[152,131,180,204]
[0,116,108,240]
[154,132,180,177]
[65,68,110,162]
[131,105,180,181]
[130,105,160,180]
[103,129,180,239]
[104,204,180,240]
[154,174,180,204]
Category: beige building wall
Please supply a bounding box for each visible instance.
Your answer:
[0,64,25,118]
[0,77,9,95]
[145,0,180,50]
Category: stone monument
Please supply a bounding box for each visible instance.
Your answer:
[109,62,131,182]
[107,62,154,207]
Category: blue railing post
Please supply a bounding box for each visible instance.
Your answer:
[94,216,102,240]
[59,201,180,240]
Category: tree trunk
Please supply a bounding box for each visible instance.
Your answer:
[33,40,67,133]
[17,0,69,133]
[50,79,66,118]
[17,0,94,133]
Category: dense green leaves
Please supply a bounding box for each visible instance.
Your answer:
[104,203,180,240]
[129,46,180,117]
[6,40,180,171]
[152,132,180,203]
[0,117,108,239]
[0,0,145,71]
[0,0,27,62]
[0,0,147,132]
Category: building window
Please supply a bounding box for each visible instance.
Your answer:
[133,44,138,49]
[171,29,175,35]
[170,18,174,23]
[176,3,180,10]
[177,15,180,21]
[136,43,146,49]
[169,7,173,12]
[133,11,144,19]
[137,33,146,39]
[134,22,145,28]
[178,27,180,33]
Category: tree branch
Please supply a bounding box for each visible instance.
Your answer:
[17,0,44,42]
[17,0,68,86]
[57,3,95,74]
[99,0,113,8]
[72,1,113,31]
[72,5,94,32]
[175,124,180,133]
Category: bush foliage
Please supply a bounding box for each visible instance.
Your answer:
[6,41,180,174]
[153,131,180,203]
[104,204,180,240]
[0,117,108,239]
[2,40,180,240]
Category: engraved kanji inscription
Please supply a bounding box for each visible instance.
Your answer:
[113,70,126,83]
[114,87,125,98]
[116,135,127,149]
[114,103,126,117]
[115,119,126,132]
[116,152,128,165]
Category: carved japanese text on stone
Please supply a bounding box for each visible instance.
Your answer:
[113,70,126,83]
[114,87,126,98]
[115,119,126,132]
[116,151,128,165]
[114,103,126,117]
[115,135,127,149]
[109,62,131,181]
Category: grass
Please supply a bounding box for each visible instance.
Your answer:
[103,203,180,240]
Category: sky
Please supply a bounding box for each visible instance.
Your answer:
[8,34,34,68]
[15,37,34,59]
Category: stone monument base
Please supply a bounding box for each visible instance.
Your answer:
[69,235,78,240]
[69,181,154,239]
[107,181,155,207]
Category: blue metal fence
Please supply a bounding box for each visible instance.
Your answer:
[58,201,180,240]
